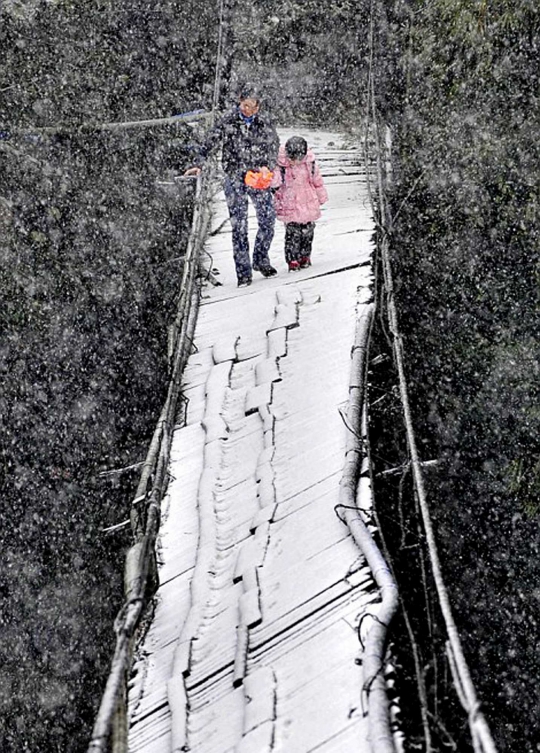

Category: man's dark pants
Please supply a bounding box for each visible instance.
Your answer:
[224,175,276,281]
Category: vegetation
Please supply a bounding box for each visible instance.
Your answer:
[2,0,539,750]
[230,0,370,125]
[0,2,214,750]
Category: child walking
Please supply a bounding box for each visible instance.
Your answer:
[271,136,328,271]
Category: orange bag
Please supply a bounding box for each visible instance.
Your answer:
[244,167,274,190]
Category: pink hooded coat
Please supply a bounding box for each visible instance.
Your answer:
[271,146,328,224]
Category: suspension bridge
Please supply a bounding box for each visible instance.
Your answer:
[85,3,498,748]
[87,113,498,753]
[123,128,397,753]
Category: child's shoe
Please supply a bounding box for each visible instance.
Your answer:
[288,260,300,272]
[299,256,311,269]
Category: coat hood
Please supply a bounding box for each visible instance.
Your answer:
[277,146,316,168]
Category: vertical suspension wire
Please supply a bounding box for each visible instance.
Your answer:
[211,0,226,124]
[365,3,498,752]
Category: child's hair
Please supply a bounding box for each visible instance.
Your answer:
[285,136,308,161]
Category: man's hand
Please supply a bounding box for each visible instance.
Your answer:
[184,166,202,177]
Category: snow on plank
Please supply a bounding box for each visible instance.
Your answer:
[128,130,378,753]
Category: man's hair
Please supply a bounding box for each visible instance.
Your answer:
[238,83,261,103]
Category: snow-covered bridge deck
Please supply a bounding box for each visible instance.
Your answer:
[127,130,383,752]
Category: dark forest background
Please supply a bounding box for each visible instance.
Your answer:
[0,2,216,751]
[1,0,539,751]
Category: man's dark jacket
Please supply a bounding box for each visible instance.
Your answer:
[197,107,279,178]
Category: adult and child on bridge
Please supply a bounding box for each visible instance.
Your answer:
[185,85,328,287]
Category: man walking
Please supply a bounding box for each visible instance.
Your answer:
[185,86,279,287]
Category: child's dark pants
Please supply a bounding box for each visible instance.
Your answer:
[284,222,315,263]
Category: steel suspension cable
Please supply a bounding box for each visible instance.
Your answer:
[377,199,497,753]
[365,6,497,750]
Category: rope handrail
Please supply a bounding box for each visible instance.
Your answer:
[4,110,211,139]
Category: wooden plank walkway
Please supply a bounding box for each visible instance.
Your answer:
[127,129,384,753]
